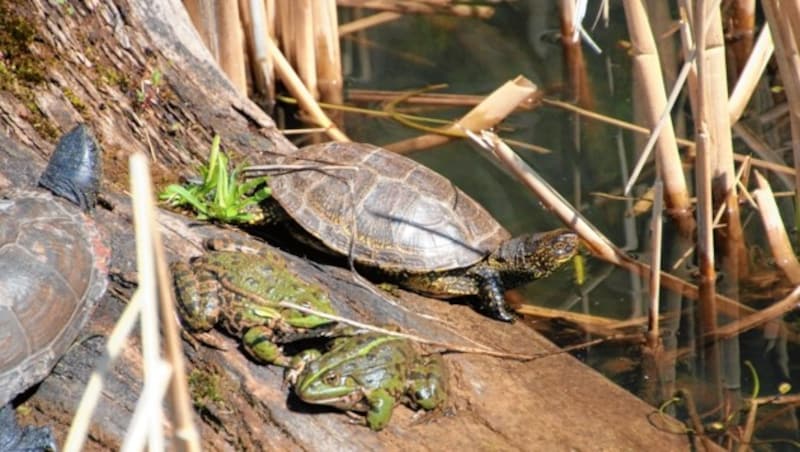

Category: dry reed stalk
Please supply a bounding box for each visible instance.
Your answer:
[647,180,663,345]
[753,171,800,283]
[763,0,800,213]
[699,2,747,276]
[63,292,143,452]
[121,361,172,452]
[732,122,794,189]
[644,0,680,88]
[622,0,693,236]
[517,304,648,332]
[558,0,593,107]
[464,130,777,333]
[383,76,537,154]
[129,152,165,451]
[349,89,538,110]
[688,0,717,327]
[241,0,275,103]
[737,398,759,452]
[715,284,800,339]
[291,0,318,101]
[276,0,292,62]
[183,0,218,59]
[543,96,798,178]
[266,33,349,141]
[151,209,201,449]
[727,0,757,77]
[689,0,726,413]
[336,0,495,18]
[728,25,774,124]
[216,0,247,94]
[315,1,344,113]
[339,11,402,36]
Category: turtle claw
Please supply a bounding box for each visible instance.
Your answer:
[485,302,518,323]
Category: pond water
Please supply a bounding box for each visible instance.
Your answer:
[333,2,800,448]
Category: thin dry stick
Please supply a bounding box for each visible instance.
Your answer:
[62,291,144,452]
[215,276,543,361]
[348,88,536,109]
[129,153,164,452]
[339,11,402,36]
[752,171,800,283]
[266,30,349,141]
[517,303,648,331]
[336,0,495,18]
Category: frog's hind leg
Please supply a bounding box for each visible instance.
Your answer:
[172,261,223,331]
[242,325,291,367]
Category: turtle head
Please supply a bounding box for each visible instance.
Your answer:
[491,228,579,279]
[39,124,102,212]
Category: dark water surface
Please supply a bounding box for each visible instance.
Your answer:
[335,2,800,449]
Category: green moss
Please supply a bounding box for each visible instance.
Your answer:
[0,1,57,138]
[188,367,228,411]
[62,87,86,112]
[0,2,43,83]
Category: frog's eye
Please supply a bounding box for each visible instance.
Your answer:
[323,371,340,385]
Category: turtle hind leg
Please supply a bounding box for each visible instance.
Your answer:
[0,404,56,452]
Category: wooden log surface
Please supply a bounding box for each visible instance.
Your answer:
[0,0,691,450]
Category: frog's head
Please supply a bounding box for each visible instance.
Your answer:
[294,358,364,408]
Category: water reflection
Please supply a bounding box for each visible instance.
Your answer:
[337,2,799,448]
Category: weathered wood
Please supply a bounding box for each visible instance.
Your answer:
[0,0,692,450]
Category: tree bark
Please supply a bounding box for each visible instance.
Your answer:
[1,0,692,450]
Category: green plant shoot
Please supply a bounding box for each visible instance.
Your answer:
[160,135,271,223]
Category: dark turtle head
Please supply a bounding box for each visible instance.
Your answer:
[39,124,102,212]
[490,228,579,280]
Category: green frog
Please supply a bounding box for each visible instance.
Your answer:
[172,239,340,368]
[290,333,447,431]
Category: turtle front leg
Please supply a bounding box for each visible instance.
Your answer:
[472,266,518,322]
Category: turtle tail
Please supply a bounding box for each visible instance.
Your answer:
[39,124,103,212]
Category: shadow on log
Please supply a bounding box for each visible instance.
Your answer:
[0,0,691,450]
